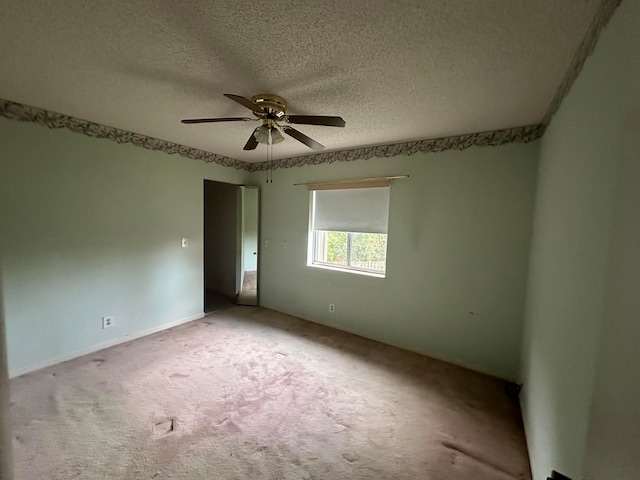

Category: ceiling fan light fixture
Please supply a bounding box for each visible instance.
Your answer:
[254,125,284,145]
[254,125,270,144]
[270,127,285,144]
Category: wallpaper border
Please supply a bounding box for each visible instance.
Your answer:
[0,98,543,173]
[246,124,544,172]
[0,99,245,170]
[541,0,622,127]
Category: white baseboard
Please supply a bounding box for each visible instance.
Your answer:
[259,303,517,382]
[10,312,205,378]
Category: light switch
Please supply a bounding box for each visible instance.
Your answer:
[181,238,188,248]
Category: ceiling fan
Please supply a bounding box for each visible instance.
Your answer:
[181,94,346,151]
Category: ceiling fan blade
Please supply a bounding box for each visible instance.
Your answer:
[223,94,265,114]
[243,128,259,150]
[286,115,346,127]
[181,117,253,124]
[283,127,324,150]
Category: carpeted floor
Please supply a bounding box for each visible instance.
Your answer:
[10,307,531,479]
[204,290,236,314]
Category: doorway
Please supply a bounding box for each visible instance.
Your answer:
[203,180,259,313]
[237,186,259,306]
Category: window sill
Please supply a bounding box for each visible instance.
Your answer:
[307,263,386,278]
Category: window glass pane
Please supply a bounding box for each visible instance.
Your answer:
[314,230,348,267]
[325,231,348,266]
[349,233,387,272]
[311,230,387,275]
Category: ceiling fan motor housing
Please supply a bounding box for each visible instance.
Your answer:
[251,94,287,118]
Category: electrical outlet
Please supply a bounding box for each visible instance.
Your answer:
[329,303,336,313]
[181,237,188,248]
[102,316,114,329]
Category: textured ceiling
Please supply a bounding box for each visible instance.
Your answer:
[0,0,601,163]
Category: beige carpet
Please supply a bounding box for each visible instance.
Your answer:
[10,307,531,479]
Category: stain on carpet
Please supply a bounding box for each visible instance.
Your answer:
[153,418,176,436]
[342,453,360,463]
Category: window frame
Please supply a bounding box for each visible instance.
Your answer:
[308,186,389,277]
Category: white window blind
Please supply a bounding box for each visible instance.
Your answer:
[312,186,390,234]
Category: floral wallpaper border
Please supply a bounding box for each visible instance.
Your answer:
[0,0,622,173]
[542,0,621,126]
[1,98,544,173]
[0,99,245,170]
[246,124,544,172]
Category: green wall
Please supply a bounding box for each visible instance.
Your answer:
[0,119,249,376]
[520,1,639,478]
[252,142,539,379]
[0,116,539,381]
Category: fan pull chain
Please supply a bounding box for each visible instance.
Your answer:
[265,141,274,183]
[265,135,270,183]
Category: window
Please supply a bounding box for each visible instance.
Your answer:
[308,182,390,276]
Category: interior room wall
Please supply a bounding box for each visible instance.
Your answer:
[583,113,640,479]
[519,1,639,478]
[583,1,640,477]
[0,119,250,377]
[0,272,14,479]
[251,142,539,380]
